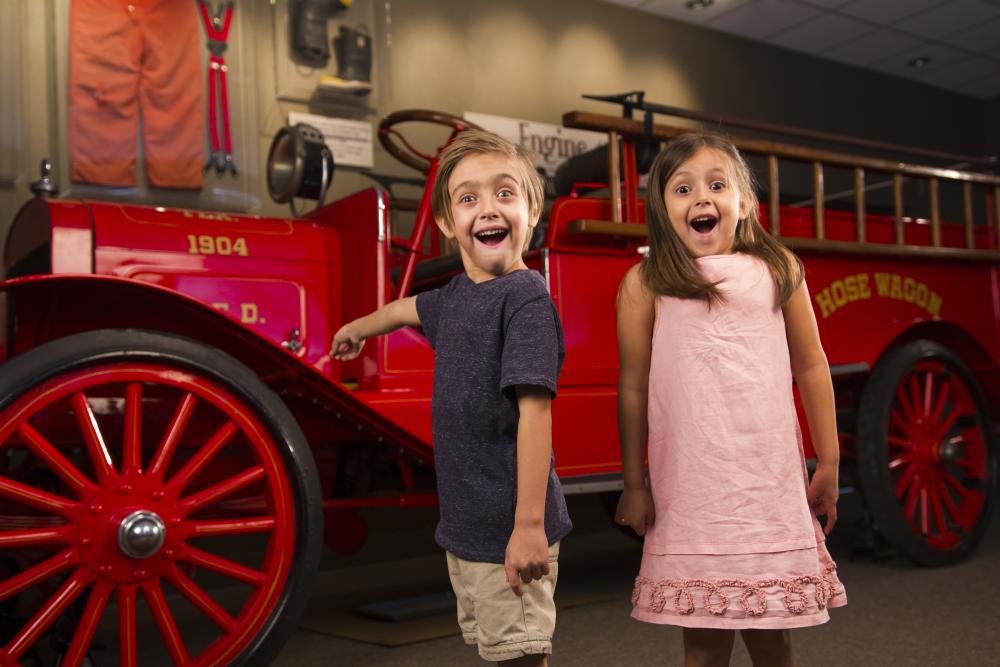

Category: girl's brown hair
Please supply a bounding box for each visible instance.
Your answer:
[642,132,803,308]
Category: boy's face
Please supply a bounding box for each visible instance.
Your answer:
[436,152,538,284]
[664,147,749,258]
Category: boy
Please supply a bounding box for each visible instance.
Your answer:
[331,130,571,665]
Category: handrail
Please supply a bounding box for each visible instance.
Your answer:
[562,111,1000,256]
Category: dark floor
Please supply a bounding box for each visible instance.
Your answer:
[272,491,1000,666]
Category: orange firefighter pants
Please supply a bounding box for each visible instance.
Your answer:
[69,0,204,189]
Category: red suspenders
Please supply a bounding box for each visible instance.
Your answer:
[198,1,237,175]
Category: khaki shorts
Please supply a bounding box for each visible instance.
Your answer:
[446,542,560,662]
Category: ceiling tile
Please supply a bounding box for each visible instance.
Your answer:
[838,0,948,26]
[767,13,873,53]
[823,29,922,67]
[895,0,1000,39]
[797,0,852,8]
[639,0,754,25]
[706,0,820,39]
[872,43,968,82]
[599,0,649,6]
[916,56,1000,87]
[940,17,1000,51]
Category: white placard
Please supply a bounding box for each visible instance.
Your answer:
[287,112,374,169]
[463,112,606,177]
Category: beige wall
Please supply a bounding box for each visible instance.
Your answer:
[1,0,995,243]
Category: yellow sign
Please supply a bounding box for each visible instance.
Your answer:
[814,272,942,319]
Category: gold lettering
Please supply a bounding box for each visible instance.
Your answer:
[857,273,871,299]
[874,272,891,297]
[903,277,916,303]
[916,283,928,308]
[831,280,847,307]
[240,303,259,324]
[844,275,859,302]
[814,288,835,318]
[928,293,942,317]
[890,274,903,299]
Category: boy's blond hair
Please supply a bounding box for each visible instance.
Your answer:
[431,129,545,236]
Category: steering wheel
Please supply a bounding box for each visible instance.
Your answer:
[378,109,483,173]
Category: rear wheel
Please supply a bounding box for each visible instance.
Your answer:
[857,340,997,565]
[0,330,322,666]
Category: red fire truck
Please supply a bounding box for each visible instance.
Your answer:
[0,97,996,665]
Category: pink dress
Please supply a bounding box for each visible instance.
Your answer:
[631,253,847,629]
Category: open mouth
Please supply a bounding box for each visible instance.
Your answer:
[690,216,718,234]
[474,228,509,247]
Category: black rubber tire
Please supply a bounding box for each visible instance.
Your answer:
[0,329,323,666]
[856,339,997,566]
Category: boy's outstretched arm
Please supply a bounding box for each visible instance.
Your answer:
[615,265,656,536]
[784,280,840,534]
[330,296,420,360]
[505,384,554,597]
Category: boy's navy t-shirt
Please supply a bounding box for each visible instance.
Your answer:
[416,269,572,564]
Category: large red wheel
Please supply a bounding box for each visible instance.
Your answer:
[857,340,997,565]
[0,330,322,666]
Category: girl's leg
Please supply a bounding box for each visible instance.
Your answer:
[740,629,795,667]
[683,628,736,667]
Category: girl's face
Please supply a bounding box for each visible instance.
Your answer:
[663,146,750,258]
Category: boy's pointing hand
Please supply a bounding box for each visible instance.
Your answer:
[504,526,550,597]
[330,324,365,360]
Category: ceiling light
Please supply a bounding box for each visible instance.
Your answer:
[908,57,932,69]
[684,0,715,9]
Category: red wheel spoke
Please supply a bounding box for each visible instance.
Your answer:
[919,487,929,534]
[929,379,951,425]
[922,371,935,418]
[928,482,947,536]
[119,584,138,667]
[889,409,909,434]
[894,463,917,498]
[122,383,143,476]
[181,546,266,586]
[3,567,92,660]
[895,385,914,423]
[0,525,72,549]
[188,516,275,538]
[933,477,961,524]
[903,477,920,521]
[143,580,191,666]
[931,407,962,442]
[167,421,238,495]
[178,466,266,517]
[942,470,971,501]
[148,393,198,482]
[0,476,77,518]
[908,374,922,418]
[0,549,76,601]
[61,579,113,667]
[169,567,238,632]
[888,454,908,470]
[71,391,115,483]
[17,423,97,499]
[887,435,911,449]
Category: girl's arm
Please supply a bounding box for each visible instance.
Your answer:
[783,279,840,534]
[504,385,554,596]
[330,296,420,360]
[615,264,657,535]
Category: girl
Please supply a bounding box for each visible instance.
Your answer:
[615,133,847,667]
